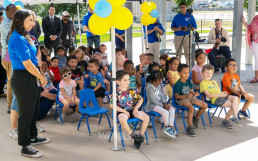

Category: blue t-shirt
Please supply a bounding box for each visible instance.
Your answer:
[174,79,193,100]
[115,29,125,35]
[88,71,105,89]
[83,12,99,38]
[171,13,197,36]
[8,30,38,70]
[144,21,165,43]
[129,75,137,90]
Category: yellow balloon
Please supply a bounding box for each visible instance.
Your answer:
[141,2,152,14]
[109,7,133,30]
[89,0,98,10]
[141,14,155,26]
[150,17,156,24]
[149,2,157,10]
[16,5,22,10]
[107,0,126,8]
[89,14,111,35]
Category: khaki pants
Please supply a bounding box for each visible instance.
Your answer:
[174,35,191,65]
[148,42,160,63]
[2,60,13,108]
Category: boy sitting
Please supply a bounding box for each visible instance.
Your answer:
[139,53,154,78]
[85,59,106,107]
[200,64,241,128]
[222,58,254,118]
[56,45,67,69]
[67,55,84,90]
[49,57,60,88]
[174,64,208,137]
[124,60,142,90]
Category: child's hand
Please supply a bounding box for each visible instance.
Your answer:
[100,69,105,77]
[103,66,108,72]
[221,92,228,97]
[238,94,242,98]
[124,111,130,118]
[84,74,89,79]
[163,104,169,110]
[194,91,200,97]
[71,97,75,105]
[186,93,193,98]
[133,108,138,116]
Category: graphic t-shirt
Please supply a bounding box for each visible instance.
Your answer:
[222,72,240,95]
[129,75,137,90]
[200,80,221,104]
[174,79,193,101]
[88,71,105,89]
[58,79,76,99]
[44,70,54,88]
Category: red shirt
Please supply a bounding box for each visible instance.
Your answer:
[49,66,60,83]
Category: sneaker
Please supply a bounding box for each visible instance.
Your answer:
[131,133,138,139]
[187,126,196,137]
[9,128,18,140]
[103,96,109,104]
[231,118,242,127]
[170,127,178,136]
[167,128,177,139]
[73,113,82,120]
[239,110,250,119]
[134,134,144,149]
[36,123,45,133]
[193,116,199,128]
[21,145,42,158]
[148,122,152,127]
[163,127,176,138]
[58,114,66,123]
[31,136,51,146]
[221,120,233,129]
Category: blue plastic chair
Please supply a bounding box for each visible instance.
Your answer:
[172,86,206,133]
[141,77,146,97]
[84,77,90,89]
[77,89,111,135]
[108,111,149,149]
[54,84,76,125]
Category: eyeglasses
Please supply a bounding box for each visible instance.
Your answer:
[180,6,186,9]
[63,73,71,77]
[228,64,237,68]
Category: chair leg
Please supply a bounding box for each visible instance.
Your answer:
[174,119,178,135]
[181,110,187,133]
[151,116,158,141]
[132,122,138,134]
[223,107,227,115]
[77,115,85,131]
[208,109,213,127]
[161,123,164,130]
[212,107,219,118]
[218,107,224,117]
[145,131,149,145]
[86,115,91,135]
[59,107,63,125]
[98,114,103,125]
[54,106,59,119]
[119,124,125,149]
[201,114,206,129]
[108,126,114,142]
[105,113,112,128]
[247,108,251,117]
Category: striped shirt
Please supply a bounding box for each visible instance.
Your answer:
[0,17,11,60]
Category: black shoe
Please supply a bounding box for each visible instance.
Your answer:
[193,116,199,128]
[221,68,226,73]
[133,134,144,149]
[21,145,42,158]
[214,68,219,73]
[187,127,196,137]
[31,136,50,146]
[7,109,10,114]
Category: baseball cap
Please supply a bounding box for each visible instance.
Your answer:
[62,11,70,16]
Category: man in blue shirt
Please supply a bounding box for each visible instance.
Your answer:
[171,2,197,66]
[83,6,100,48]
[115,29,125,49]
[144,19,164,62]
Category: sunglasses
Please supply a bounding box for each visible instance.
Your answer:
[63,73,71,77]
[64,16,70,17]
[228,64,237,68]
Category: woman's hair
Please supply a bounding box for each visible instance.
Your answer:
[165,57,181,74]
[159,54,168,61]
[73,48,83,61]
[116,70,129,81]
[60,66,71,78]
[195,49,206,59]
[148,62,160,74]
[146,70,162,84]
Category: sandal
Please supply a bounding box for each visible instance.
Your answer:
[249,78,258,83]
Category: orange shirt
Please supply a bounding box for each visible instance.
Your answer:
[221,72,240,95]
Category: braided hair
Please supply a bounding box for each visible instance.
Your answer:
[146,70,162,84]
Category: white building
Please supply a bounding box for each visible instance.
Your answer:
[193,0,210,8]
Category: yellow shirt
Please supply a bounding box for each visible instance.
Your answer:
[167,70,180,84]
[200,80,222,104]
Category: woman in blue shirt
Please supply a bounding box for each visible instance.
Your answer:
[9,9,49,158]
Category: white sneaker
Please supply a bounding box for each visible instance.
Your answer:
[9,128,18,140]
[103,96,109,104]
[163,127,176,139]
[36,122,45,133]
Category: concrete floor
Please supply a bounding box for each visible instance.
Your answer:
[0,66,258,161]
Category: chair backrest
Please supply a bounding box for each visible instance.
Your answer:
[79,89,101,112]
[141,77,146,97]
[84,77,90,89]
[188,71,192,81]
[172,86,180,108]
[142,89,147,112]
[220,81,223,91]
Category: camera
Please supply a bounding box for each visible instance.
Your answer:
[186,8,193,15]
[221,37,227,43]
[182,26,187,30]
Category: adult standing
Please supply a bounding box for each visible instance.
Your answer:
[0,4,17,113]
[208,19,231,73]
[0,11,7,98]
[144,19,164,63]
[171,2,197,66]
[242,15,258,83]
[83,6,100,48]
[9,9,50,158]
[60,11,75,55]
[33,19,41,38]
[42,5,62,56]
[115,28,125,49]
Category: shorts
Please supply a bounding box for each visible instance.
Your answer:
[93,87,105,98]
[192,84,200,91]
[214,96,229,107]
[177,97,197,106]
[230,94,245,100]
[59,96,78,104]
[117,109,134,119]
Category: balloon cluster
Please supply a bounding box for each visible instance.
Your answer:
[3,0,24,18]
[88,0,133,35]
[140,2,159,26]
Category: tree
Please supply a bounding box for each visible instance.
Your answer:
[174,0,194,7]
[244,0,248,9]
[211,4,217,8]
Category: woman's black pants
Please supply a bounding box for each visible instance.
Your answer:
[11,69,40,147]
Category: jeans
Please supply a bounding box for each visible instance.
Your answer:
[115,36,125,49]
[208,46,231,70]
[87,36,100,48]
[38,88,57,120]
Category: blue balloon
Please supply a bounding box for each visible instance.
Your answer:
[14,1,24,8]
[150,9,159,18]
[3,0,12,9]
[94,0,112,18]
[3,11,7,18]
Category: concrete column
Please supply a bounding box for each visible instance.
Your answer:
[232,0,244,76]
[125,2,133,60]
[159,0,167,50]
[245,0,256,65]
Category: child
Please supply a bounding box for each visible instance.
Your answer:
[100,44,109,67]
[122,49,128,60]
[222,58,254,118]
[136,53,146,78]
[200,64,241,128]
[139,53,154,78]
[68,46,75,56]
[192,49,206,90]
[116,54,125,71]
[40,45,51,63]
[67,55,84,90]
[124,60,142,90]
[164,57,181,99]
[78,46,90,63]
[174,64,208,136]
[56,45,67,69]
[146,70,177,138]
[58,66,80,123]
[49,57,61,87]
[110,70,150,149]
[41,59,56,90]
[74,48,88,77]
[85,59,106,107]
[159,54,168,73]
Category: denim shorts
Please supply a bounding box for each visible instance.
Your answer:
[11,93,19,112]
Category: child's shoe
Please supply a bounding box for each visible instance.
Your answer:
[238,110,250,119]
[163,127,176,138]
[221,119,233,129]
[58,114,66,123]
[231,117,242,126]
[134,134,144,149]
[187,126,196,137]
[73,112,82,120]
